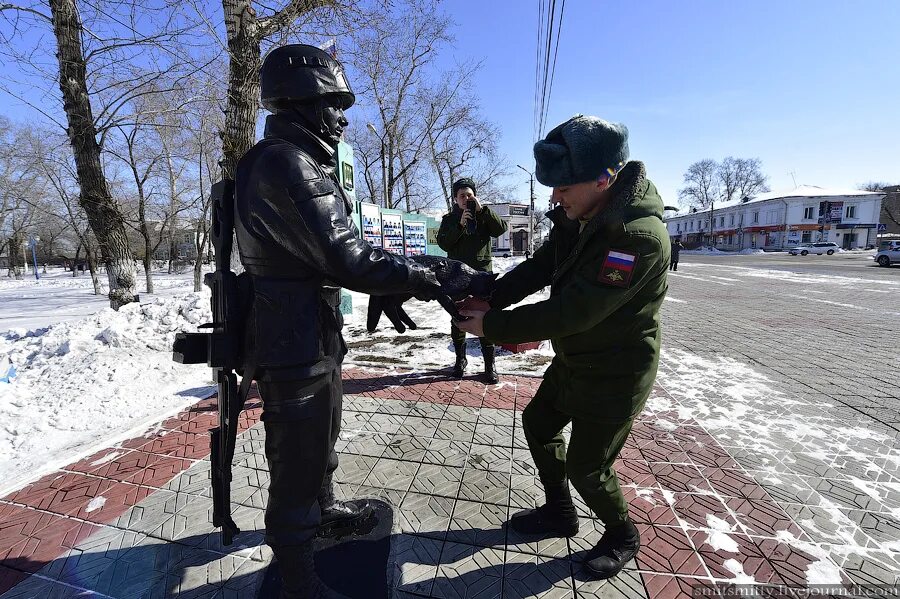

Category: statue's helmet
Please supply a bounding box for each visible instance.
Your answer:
[260,44,355,112]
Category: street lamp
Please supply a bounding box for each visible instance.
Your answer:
[367,122,388,207]
[516,164,535,255]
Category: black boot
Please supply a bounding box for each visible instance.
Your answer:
[509,482,579,537]
[275,543,351,599]
[583,519,641,580]
[317,473,374,538]
[480,340,499,384]
[452,339,467,378]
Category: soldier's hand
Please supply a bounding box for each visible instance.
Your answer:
[454,309,486,337]
[456,296,491,312]
[366,294,417,333]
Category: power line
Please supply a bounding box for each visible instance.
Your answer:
[541,0,565,137]
[533,0,566,142]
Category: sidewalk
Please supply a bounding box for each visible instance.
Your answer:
[0,363,897,598]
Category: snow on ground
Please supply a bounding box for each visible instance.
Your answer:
[652,348,896,583]
[685,262,900,287]
[0,291,214,495]
[0,258,553,494]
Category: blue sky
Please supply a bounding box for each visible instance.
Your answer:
[440,0,900,207]
[2,0,897,211]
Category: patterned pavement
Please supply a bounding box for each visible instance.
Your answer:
[2,254,899,598]
[2,360,897,598]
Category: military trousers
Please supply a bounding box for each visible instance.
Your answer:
[256,302,346,549]
[521,364,635,526]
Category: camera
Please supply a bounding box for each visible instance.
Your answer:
[465,199,477,235]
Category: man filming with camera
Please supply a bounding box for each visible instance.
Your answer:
[437,178,508,382]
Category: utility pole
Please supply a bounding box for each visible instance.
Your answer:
[367,123,388,208]
[517,164,535,255]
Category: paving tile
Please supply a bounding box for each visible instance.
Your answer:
[633,524,707,577]
[666,492,740,532]
[572,566,646,598]
[723,496,805,538]
[446,500,507,549]
[501,549,572,598]
[508,474,544,510]
[459,470,510,506]
[616,460,656,488]
[466,444,513,472]
[476,408,514,427]
[753,537,842,587]
[0,575,93,598]
[649,463,714,494]
[636,573,709,599]
[137,429,212,460]
[431,542,504,598]
[397,416,439,439]
[333,454,379,486]
[433,420,477,443]
[0,503,99,575]
[840,508,900,549]
[396,492,453,540]
[808,477,884,512]
[382,435,430,462]
[410,463,464,498]
[0,566,28,596]
[390,534,442,596]
[363,458,421,493]
[622,486,679,527]
[746,470,819,505]
[472,424,513,447]
[506,514,569,560]
[688,530,779,584]
[423,439,470,469]
[829,546,900,586]
[700,468,770,501]
[441,405,481,424]
[511,449,538,477]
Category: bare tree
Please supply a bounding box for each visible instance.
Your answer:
[861,182,899,229]
[1,0,205,307]
[719,156,769,203]
[678,159,720,210]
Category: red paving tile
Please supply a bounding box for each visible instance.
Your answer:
[724,496,806,538]
[702,468,771,501]
[634,523,708,577]
[640,574,715,599]
[134,429,211,460]
[753,537,844,587]
[623,486,679,527]
[669,492,741,531]
[0,503,98,574]
[0,564,29,595]
[616,459,656,488]
[649,463,715,494]
[689,529,782,584]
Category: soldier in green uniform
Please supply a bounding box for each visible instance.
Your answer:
[437,178,508,382]
[455,115,670,580]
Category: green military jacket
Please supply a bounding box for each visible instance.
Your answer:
[437,205,508,272]
[483,161,670,420]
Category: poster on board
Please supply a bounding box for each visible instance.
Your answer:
[404,221,427,256]
[360,203,382,248]
[381,213,404,254]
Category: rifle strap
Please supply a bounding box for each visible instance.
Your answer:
[236,365,257,415]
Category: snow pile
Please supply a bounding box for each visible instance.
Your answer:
[0,292,214,495]
[682,247,727,255]
[737,248,766,255]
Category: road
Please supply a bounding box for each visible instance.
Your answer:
[660,251,899,431]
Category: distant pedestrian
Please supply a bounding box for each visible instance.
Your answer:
[670,239,683,271]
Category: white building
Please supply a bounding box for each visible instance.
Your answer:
[489,202,532,255]
[664,186,884,250]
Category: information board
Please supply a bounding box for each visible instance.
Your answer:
[404,221,427,256]
[360,202,382,248]
[381,213,405,253]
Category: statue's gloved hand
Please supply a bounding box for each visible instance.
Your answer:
[366,294,417,333]
[409,255,498,300]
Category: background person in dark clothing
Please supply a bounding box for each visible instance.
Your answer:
[670,238,683,270]
[437,178,508,382]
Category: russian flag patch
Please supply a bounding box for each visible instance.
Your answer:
[599,250,637,287]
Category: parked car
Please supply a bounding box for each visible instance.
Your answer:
[788,242,839,256]
[874,246,900,267]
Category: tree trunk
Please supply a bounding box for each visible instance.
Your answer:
[9,236,23,279]
[49,0,137,309]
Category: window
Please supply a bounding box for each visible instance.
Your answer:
[803,206,814,220]
[690,221,694,231]
[753,211,759,224]
[719,217,725,227]
[767,210,778,224]
[676,223,681,232]
[802,231,811,243]
[739,214,744,226]
[730,214,735,226]
[846,205,857,219]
